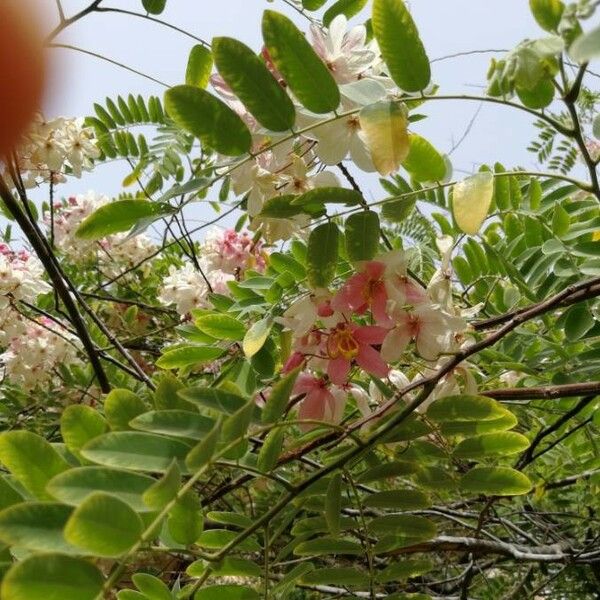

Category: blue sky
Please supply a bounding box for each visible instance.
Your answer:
[28,0,555,230]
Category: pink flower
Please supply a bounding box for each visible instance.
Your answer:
[324,322,389,385]
[293,372,345,427]
[332,261,392,326]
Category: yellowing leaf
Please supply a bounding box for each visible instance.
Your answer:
[242,317,272,358]
[452,172,494,235]
[359,101,409,176]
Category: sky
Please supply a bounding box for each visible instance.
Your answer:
[22,0,575,233]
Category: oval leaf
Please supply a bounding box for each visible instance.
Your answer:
[403,134,446,182]
[345,210,380,262]
[307,222,340,289]
[213,36,295,131]
[372,0,431,92]
[262,10,340,113]
[452,171,494,235]
[64,492,143,557]
[453,432,530,459]
[1,554,104,600]
[460,466,533,496]
[76,200,168,240]
[164,85,251,156]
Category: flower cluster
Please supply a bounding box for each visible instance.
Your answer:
[0,244,50,311]
[280,243,471,427]
[211,16,394,242]
[9,114,100,187]
[159,227,267,315]
[0,317,80,390]
[0,244,81,389]
[47,191,156,276]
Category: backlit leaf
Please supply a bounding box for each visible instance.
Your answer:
[460,466,533,496]
[452,172,494,235]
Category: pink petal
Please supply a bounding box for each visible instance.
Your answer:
[371,284,392,327]
[298,389,326,423]
[353,325,389,344]
[364,261,385,280]
[293,372,319,395]
[380,327,411,363]
[356,344,389,379]
[283,351,305,374]
[328,356,351,385]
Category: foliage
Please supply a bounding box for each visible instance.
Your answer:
[0,1,600,599]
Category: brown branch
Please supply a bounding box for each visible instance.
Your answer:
[46,0,104,42]
[385,536,596,564]
[483,381,600,401]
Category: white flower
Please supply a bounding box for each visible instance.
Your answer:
[381,302,467,362]
[310,15,378,84]
[158,261,233,315]
[0,317,81,390]
[0,244,50,308]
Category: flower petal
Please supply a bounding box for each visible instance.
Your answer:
[381,327,411,362]
[356,344,389,379]
[328,356,351,385]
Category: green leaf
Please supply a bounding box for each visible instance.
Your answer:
[168,489,203,545]
[516,78,555,109]
[593,114,600,140]
[47,467,155,512]
[0,431,69,500]
[60,405,107,456]
[242,317,272,358]
[530,0,564,31]
[81,432,191,473]
[427,395,512,422]
[186,421,221,471]
[302,0,327,8]
[325,472,343,536]
[302,567,369,587]
[291,187,363,208]
[552,203,570,236]
[493,163,510,210]
[188,557,261,578]
[357,460,419,483]
[143,459,181,510]
[570,24,600,63]
[372,0,431,92]
[307,222,340,289]
[156,345,224,369]
[440,412,518,436]
[104,389,147,431]
[197,528,259,551]
[130,410,214,440]
[64,492,143,557]
[222,400,255,444]
[403,134,446,182]
[364,488,431,509]
[368,514,437,539]
[0,476,24,511]
[345,210,380,261]
[196,313,246,341]
[194,585,259,600]
[452,172,494,235]
[257,428,284,472]
[262,368,300,423]
[164,85,251,156]
[212,36,295,131]
[262,10,340,113]
[207,511,253,529]
[377,559,434,583]
[76,200,170,240]
[186,44,213,88]
[132,573,172,600]
[413,466,456,491]
[359,101,410,175]
[323,0,369,27]
[154,373,193,411]
[142,0,166,15]
[460,466,533,496]
[294,537,363,556]
[453,432,530,459]
[564,303,594,341]
[1,553,104,600]
[0,502,77,554]
[179,387,247,415]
